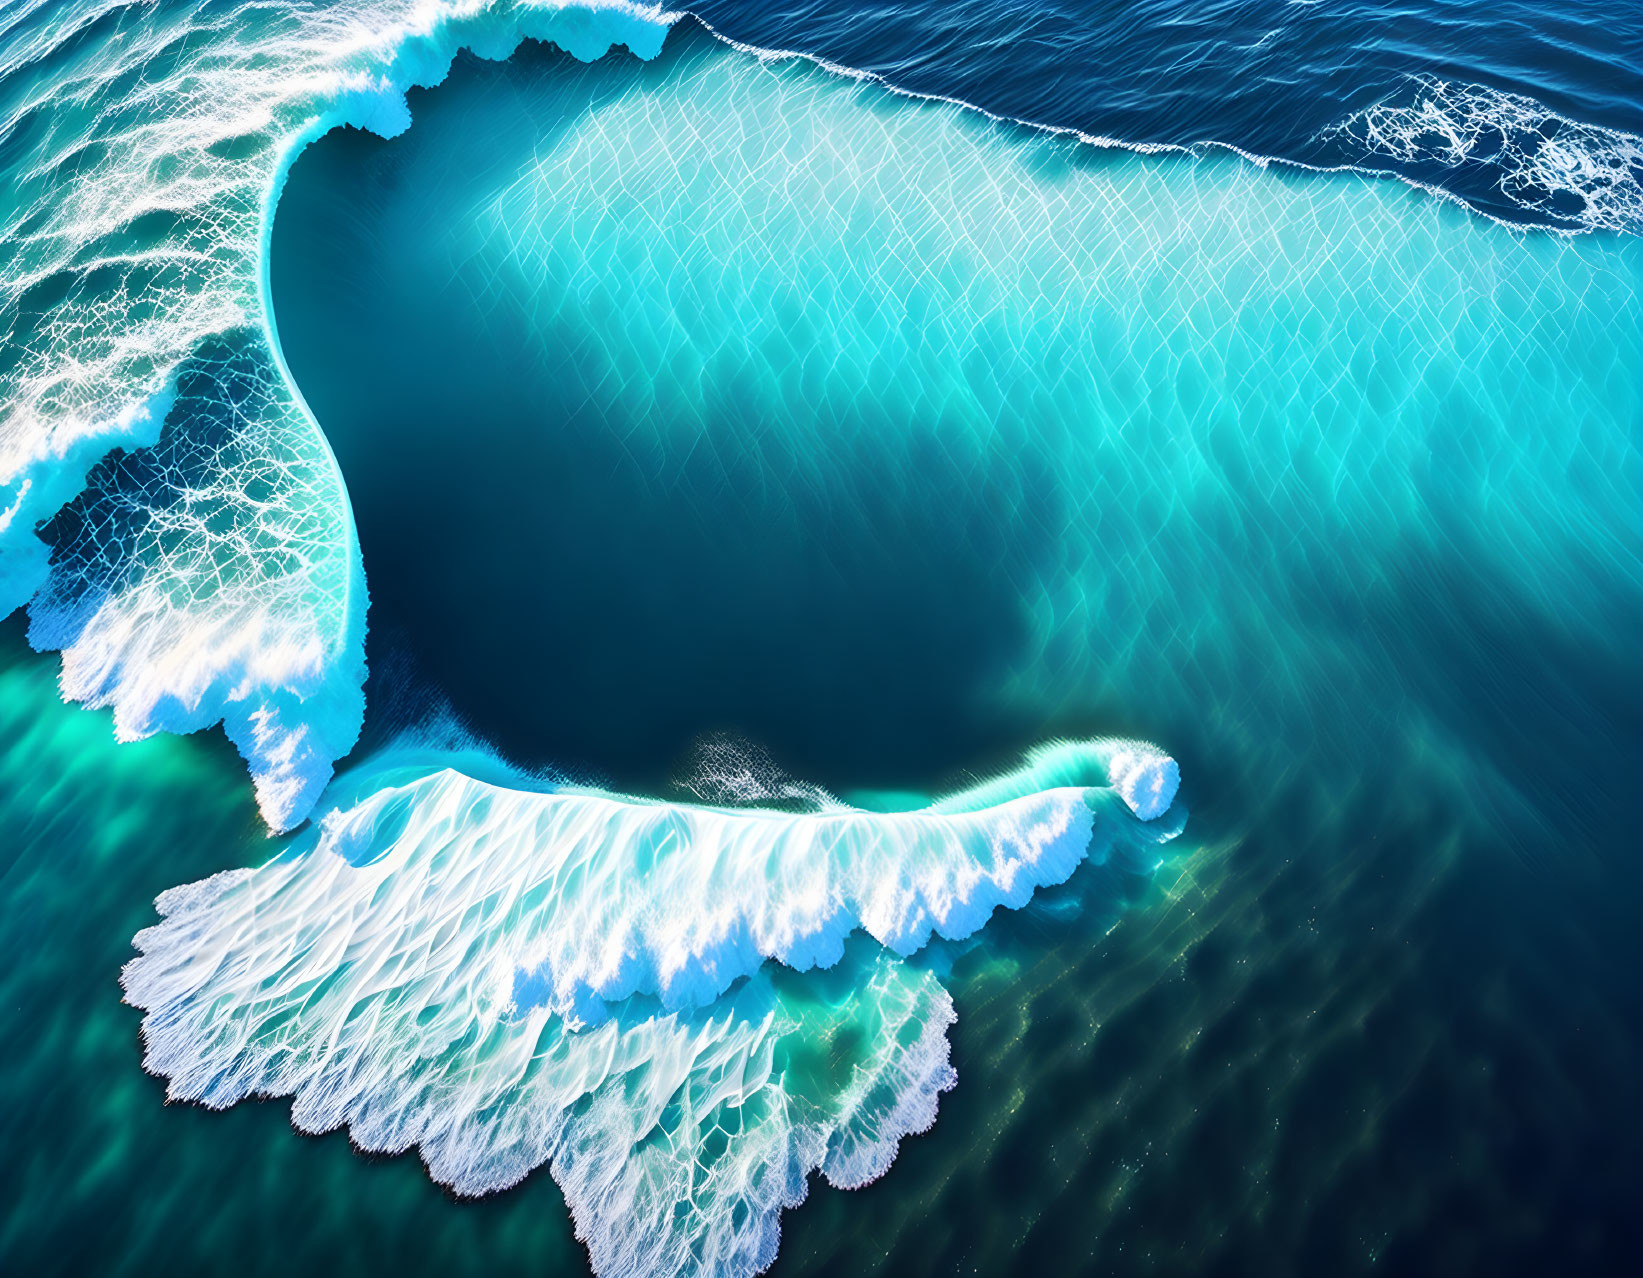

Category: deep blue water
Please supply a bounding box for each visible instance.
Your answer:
[681,0,1643,227]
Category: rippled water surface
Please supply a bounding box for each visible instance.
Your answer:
[2,1,1641,1275]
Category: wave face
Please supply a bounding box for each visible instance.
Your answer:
[123,738,1182,1275]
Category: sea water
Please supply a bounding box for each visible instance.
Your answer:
[1,2,1641,1276]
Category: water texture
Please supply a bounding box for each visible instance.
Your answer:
[1,2,1641,1276]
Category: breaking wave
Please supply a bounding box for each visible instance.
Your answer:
[123,736,1183,1275]
[0,1,677,829]
[0,2,1636,1275]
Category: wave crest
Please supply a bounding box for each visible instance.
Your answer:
[0,1,677,828]
[130,737,1180,1029]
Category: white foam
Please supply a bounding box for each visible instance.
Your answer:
[122,737,1181,1273]
[1319,75,1643,233]
[127,897,955,1278]
[151,739,1176,1028]
[1106,746,1182,821]
[672,733,844,811]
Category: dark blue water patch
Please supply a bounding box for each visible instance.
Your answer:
[272,32,1055,792]
[764,760,1643,1277]
[690,0,1643,229]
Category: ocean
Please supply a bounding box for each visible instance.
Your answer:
[0,2,1639,1275]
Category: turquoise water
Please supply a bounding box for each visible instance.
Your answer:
[275,27,1640,824]
[2,2,1642,1275]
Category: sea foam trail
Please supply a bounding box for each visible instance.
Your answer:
[132,926,958,1278]
[123,737,1181,1277]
